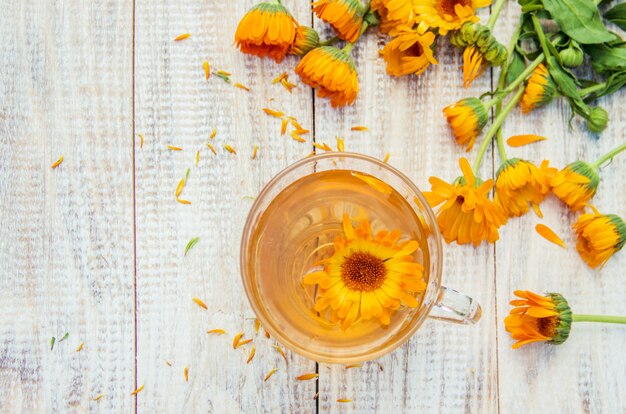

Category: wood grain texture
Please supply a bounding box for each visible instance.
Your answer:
[494,3,626,413]
[312,9,499,414]
[133,1,316,412]
[0,1,134,412]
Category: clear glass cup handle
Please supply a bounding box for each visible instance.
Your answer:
[428,286,482,324]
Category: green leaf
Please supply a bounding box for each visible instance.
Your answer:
[51,337,56,351]
[184,237,200,256]
[541,0,613,44]
[547,56,592,119]
[605,3,626,31]
[582,71,626,101]
[507,51,526,85]
[583,42,626,73]
[58,332,69,342]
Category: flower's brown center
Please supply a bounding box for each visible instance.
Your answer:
[537,315,559,338]
[341,252,387,292]
[406,42,424,58]
[438,0,470,16]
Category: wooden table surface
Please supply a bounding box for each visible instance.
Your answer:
[1,1,624,413]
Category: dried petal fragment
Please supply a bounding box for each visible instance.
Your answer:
[130,385,144,395]
[165,360,172,366]
[291,130,306,143]
[210,128,217,139]
[383,152,390,163]
[535,224,566,248]
[246,347,256,364]
[51,156,64,169]
[174,33,190,41]
[176,198,191,205]
[264,368,278,382]
[175,178,185,198]
[76,342,84,352]
[281,78,296,93]
[314,142,333,151]
[138,134,144,148]
[263,108,284,118]
[184,366,189,382]
[195,150,200,165]
[507,135,546,147]
[207,143,216,155]
[224,144,237,154]
[233,332,244,349]
[236,339,253,348]
[345,364,361,369]
[234,82,250,91]
[203,61,210,80]
[207,329,227,335]
[252,145,259,160]
[337,399,352,403]
[280,118,289,135]
[272,72,288,83]
[273,345,287,363]
[296,373,319,381]
[93,393,106,401]
[217,70,231,76]
[192,297,207,310]
[254,319,261,334]
[351,126,368,131]
[336,137,345,152]
[167,145,183,151]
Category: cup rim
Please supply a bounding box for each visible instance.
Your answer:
[240,152,443,363]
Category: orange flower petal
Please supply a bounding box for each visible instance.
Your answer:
[535,224,566,248]
[507,135,547,147]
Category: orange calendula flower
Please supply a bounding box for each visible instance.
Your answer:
[295,46,359,107]
[572,206,626,269]
[550,161,599,211]
[494,159,556,218]
[303,214,427,330]
[442,97,488,151]
[234,1,297,63]
[520,64,557,114]
[312,0,365,43]
[424,158,507,245]
[379,27,438,77]
[289,25,320,56]
[371,0,418,35]
[504,290,572,349]
[414,0,490,35]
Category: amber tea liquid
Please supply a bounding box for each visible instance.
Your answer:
[247,170,429,355]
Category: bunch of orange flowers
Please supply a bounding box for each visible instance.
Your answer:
[234,0,506,107]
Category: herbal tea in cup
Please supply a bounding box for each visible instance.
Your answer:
[241,153,480,363]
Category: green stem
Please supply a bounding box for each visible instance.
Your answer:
[579,82,606,98]
[572,314,626,324]
[496,128,508,161]
[319,36,340,47]
[487,0,507,30]
[531,14,551,60]
[591,142,626,168]
[343,21,370,54]
[472,87,525,172]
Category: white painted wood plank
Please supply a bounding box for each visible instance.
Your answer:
[133,1,317,412]
[494,3,626,413]
[0,1,135,412]
[312,13,499,413]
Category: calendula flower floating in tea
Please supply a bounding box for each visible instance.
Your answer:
[519,64,557,114]
[295,46,359,107]
[413,0,490,35]
[494,159,555,218]
[573,206,626,269]
[424,158,507,245]
[312,0,365,43]
[379,27,438,77]
[303,214,426,330]
[505,290,626,349]
[234,1,297,63]
[442,97,488,151]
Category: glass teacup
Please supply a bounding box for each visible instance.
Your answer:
[241,153,480,364]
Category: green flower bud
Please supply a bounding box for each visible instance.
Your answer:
[545,293,572,345]
[559,46,584,68]
[587,107,609,133]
